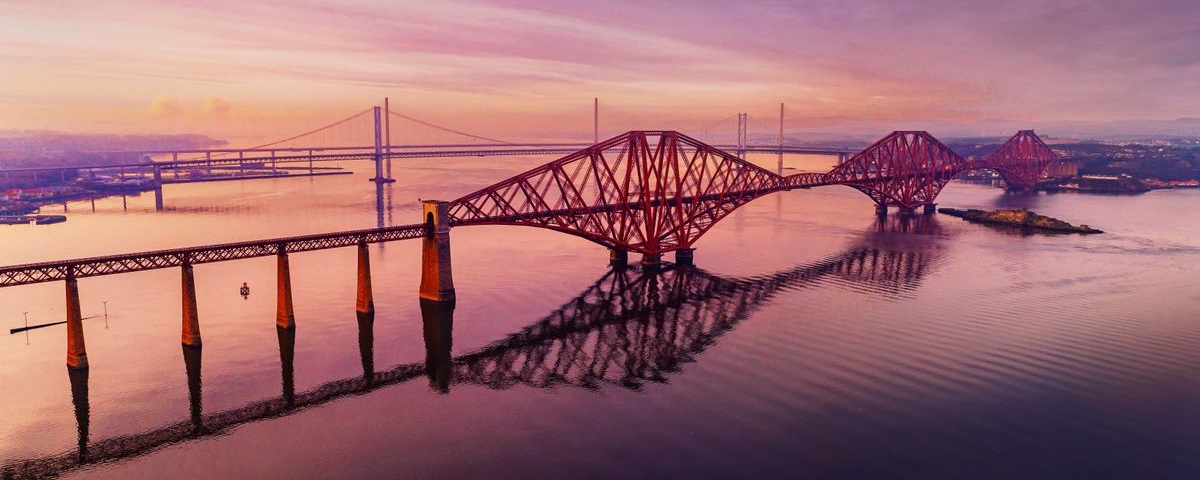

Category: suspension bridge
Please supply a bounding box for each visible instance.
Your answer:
[0,101,856,190]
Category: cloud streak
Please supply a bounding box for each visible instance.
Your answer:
[1,0,1196,140]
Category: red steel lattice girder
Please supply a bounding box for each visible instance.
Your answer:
[448,131,782,255]
[822,131,966,209]
[982,130,1057,188]
[0,131,1060,291]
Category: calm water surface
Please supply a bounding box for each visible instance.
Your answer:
[1,154,1198,479]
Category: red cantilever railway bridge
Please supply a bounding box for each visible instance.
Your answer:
[446,129,1055,256]
[0,129,1055,369]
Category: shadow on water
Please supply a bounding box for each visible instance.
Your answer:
[67,368,88,466]
[1,216,944,479]
[420,301,454,394]
[989,189,1043,211]
[278,327,296,408]
[454,216,942,390]
[357,312,375,384]
[183,346,202,433]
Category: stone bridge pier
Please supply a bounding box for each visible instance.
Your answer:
[420,200,455,303]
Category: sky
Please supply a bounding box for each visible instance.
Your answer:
[1,0,1198,143]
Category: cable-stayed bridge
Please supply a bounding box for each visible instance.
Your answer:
[0,102,856,183]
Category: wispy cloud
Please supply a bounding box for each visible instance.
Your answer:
[1,0,1197,140]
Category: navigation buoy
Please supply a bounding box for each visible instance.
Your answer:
[240,282,250,298]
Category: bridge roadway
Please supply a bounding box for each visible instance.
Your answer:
[2,144,854,174]
[0,223,428,288]
[0,143,854,175]
[0,187,803,288]
[0,129,1053,373]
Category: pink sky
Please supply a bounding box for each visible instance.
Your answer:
[1,0,1197,143]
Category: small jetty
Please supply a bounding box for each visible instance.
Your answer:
[938,208,1102,234]
[0,214,67,225]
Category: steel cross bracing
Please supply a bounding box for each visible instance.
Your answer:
[812,131,966,208]
[448,131,784,255]
[0,129,1053,287]
[448,129,1057,256]
[0,223,429,287]
[979,130,1058,187]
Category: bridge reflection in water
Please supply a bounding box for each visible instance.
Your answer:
[2,216,942,479]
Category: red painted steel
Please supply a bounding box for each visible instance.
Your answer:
[0,223,428,288]
[0,130,1056,287]
[451,130,1057,254]
[448,131,781,255]
[816,131,966,209]
[981,130,1057,188]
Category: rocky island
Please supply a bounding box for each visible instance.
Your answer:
[938,208,1103,234]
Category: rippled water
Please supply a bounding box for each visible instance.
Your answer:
[1,154,1198,479]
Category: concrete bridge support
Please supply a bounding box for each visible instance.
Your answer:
[675,248,694,266]
[153,165,164,212]
[875,204,888,217]
[609,248,628,268]
[356,242,374,315]
[641,253,662,269]
[276,246,296,330]
[899,205,917,216]
[924,204,937,215]
[420,201,455,303]
[181,263,202,347]
[65,272,88,369]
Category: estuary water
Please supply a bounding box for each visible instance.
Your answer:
[1,153,1198,479]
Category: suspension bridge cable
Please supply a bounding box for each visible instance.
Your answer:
[247,108,375,150]
[388,111,512,144]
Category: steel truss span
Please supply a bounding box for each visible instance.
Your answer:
[449,129,1056,255]
[0,129,1053,284]
[448,131,783,255]
[0,224,428,287]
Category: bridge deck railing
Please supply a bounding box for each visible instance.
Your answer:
[0,223,429,288]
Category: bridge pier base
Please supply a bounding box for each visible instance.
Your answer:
[356,242,374,315]
[181,263,202,347]
[276,247,296,330]
[609,249,628,268]
[923,204,937,215]
[65,273,89,370]
[898,205,917,216]
[875,204,888,217]
[153,165,164,212]
[420,201,456,303]
[420,299,454,393]
[641,253,662,269]
[675,248,694,266]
